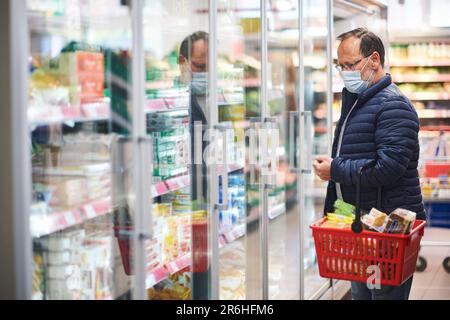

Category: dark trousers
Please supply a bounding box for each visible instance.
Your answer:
[351,276,414,300]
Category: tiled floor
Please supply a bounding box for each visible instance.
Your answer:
[409,227,450,300]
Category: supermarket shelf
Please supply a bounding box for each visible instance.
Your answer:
[30,197,112,238]
[145,266,169,289]
[157,175,190,197]
[407,92,450,101]
[217,163,245,176]
[166,254,191,275]
[393,74,450,83]
[390,60,450,67]
[244,78,261,88]
[417,109,450,119]
[268,203,286,220]
[221,224,246,244]
[28,102,110,127]
[247,203,287,224]
[145,97,189,113]
[28,97,190,126]
[423,197,450,203]
[421,125,450,131]
[145,254,190,288]
[153,163,244,198]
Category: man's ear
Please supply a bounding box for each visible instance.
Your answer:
[179,55,187,65]
[371,51,381,70]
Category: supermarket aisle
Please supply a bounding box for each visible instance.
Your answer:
[244,207,329,300]
[410,227,450,300]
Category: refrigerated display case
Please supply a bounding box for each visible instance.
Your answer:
[26,0,138,300]
[1,0,361,301]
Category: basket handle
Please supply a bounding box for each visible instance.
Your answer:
[351,166,364,234]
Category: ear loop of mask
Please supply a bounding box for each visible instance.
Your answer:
[361,54,375,87]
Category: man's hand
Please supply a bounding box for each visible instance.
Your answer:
[314,155,332,181]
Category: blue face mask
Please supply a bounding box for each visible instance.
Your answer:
[191,72,208,95]
[339,56,374,94]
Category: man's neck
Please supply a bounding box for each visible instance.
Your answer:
[370,69,386,87]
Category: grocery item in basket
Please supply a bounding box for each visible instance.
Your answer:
[321,219,351,229]
[327,213,354,224]
[333,199,355,218]
[385,208,416,234]
[361,208,389,233]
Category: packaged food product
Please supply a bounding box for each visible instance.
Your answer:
[361,208,389,233]
[44,230,86,251]
[385,208,416,234]
[32,254,45,300]
[80,234,113,300]
[35,176,88,208]
[321,220,351,229]
[333,199,355,218]
[327,213,354,224]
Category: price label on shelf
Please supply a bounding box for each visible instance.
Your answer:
[63,211,76,227]
[167,254,190,274]
[152,182,168,197]
[83,205,96,219]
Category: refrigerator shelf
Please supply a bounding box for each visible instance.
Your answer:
[247,202,287,224]
[393,74,450,83]
[28,102,110,127]
[145,266,169,289]
[222,223,246,244]
[30,197,112,238]
[166,254,191,275]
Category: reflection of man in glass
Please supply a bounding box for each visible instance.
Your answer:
[179,31,209,203]
[179,31,210,300]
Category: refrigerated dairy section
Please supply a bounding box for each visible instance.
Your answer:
[0,0,450,300]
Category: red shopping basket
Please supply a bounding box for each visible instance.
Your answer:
[191,218,208,273]
[310,164,426,286]
[310,218,426,286]
[114,226,134,275]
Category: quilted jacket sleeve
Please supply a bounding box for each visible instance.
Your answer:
[331,97,420,187]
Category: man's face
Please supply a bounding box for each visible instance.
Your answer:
[189,39,208,72]
[337,36,373,81]
[180,39,208,84]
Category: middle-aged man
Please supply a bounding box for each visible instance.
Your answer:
[313,27,425,300]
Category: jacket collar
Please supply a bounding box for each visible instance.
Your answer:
[342,73,392,107]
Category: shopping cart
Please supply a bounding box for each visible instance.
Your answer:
[415,200,450,274]
[310,166,427,286]
[415,132,450,274]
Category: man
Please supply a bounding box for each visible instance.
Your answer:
[179,31,209,300]
[179,31,209,202]
[313,28,425,300]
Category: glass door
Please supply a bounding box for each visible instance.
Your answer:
[266,1,301,300]
[301,0,333,299]
[27,0,139,299]
[141,0,211,300]
[215,0,262,300]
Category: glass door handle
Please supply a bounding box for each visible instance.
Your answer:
[248,118,261,186]
[263,117,278,188]
[214,124,231,211]
[301,111,313,174]
[137,136,153,241]
[289,111,300,173]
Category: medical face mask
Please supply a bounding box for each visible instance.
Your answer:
[339,56,375,94]
[191,72,208,95]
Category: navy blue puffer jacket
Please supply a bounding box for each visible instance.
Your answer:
[324,74,425,220]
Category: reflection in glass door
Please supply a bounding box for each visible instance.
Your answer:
[266,1,301,300]
[301,0,333,299]
[27,0,137,299]
[142,0,211,300]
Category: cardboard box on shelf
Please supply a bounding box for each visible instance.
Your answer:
[34,176,88,208]
[59,51,105,105]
